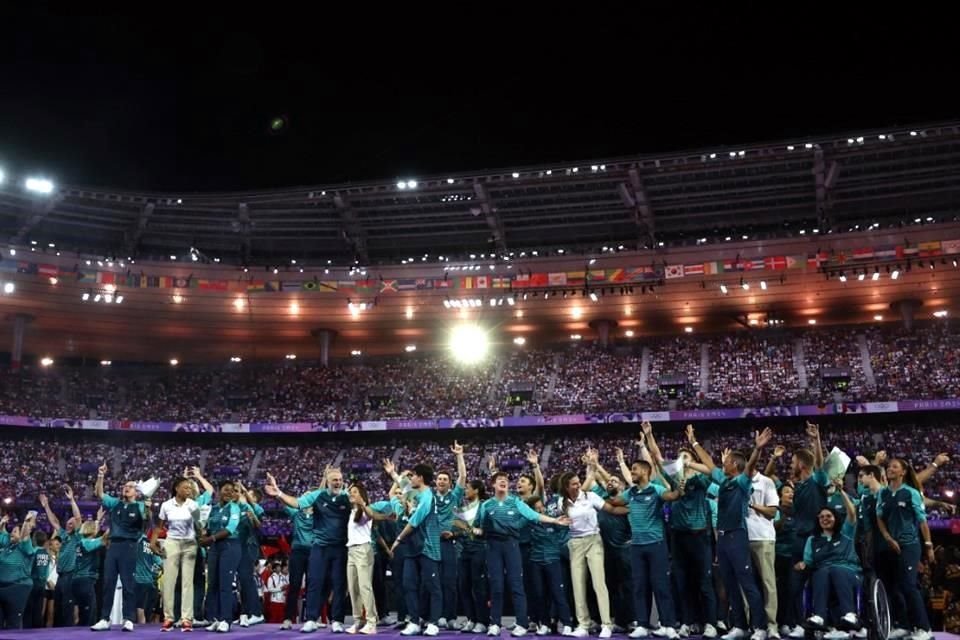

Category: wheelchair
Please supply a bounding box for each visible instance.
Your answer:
[801,573,890,640]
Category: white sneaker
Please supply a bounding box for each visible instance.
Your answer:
[806,616,825,629]
[749,629,767,640]
[381,616,398,627]
[561,627,574,637]
[600,627,614,639]
[360,623,378,635]
[788,626,805,639]
[401,623,422,636]
[630,628,650,639]
[426,624,440,637]
[332,622,346,634]
[346,623,361,634]
[123,620,135,633]
[910,631,933,640]
[768,624,781,639]
[852,630,868,639]
[239,615,250,628]
[654,629,678,640]
[282,620,293,630]
[206,620,220,632]
[216,622,229,633]
[91,619,112,631]
[722,629,748,640]
[779,627,791,638]
[248,615,265,626]
[841,614,859,629]
[512,627,528,638]
[704,626,719,639]
[824,630,849,640]
[301,621,320,634]
[678,626,691,638]
[438,619,449,629]
[888,630,910,640]
[319,622,329,629]
[473,624,488,634]
[488,625,502,636]
[572,629,591,638]
[537,626,552,636]
[451,620,464,631]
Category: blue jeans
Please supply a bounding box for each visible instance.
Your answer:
[895,543,931,631]
[811,566,860,621]
[459,548,489,625]
[403,555,442,625]
[486,537,528,627]
[529,561,573,627]
[631,541,678,628]
[440,538,459,621]
[284,546,310,622]
[717,529,766,630]
[206,539,241,623]
[73,577,97,626]
[672,530,717,626]
[305,544,346,622]
[100,539,137,622]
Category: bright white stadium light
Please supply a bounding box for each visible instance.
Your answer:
[8,249,14,256]
[2,282,13,294]
[719,284,728,294]
[285,354,297,360]
[808,319,817,325]
[230,356,242,363]
[449,324,490,365]
[115,295,123,304]
[891,270,900,280]
[397,181,407,189]
[513,336,526,346]
[570,334,582,341]
[350,350,362,357]
[871,271,880,281]
[405,345,417,353]
[169,359,179,366]
[103,294,113,303]
[100,360,112,366]
[684,326,693,333]
[81,292,90,301]
[934,310,949,318]
[858,273,865,281]
[625,330,635,338]
[760,280,767,290]
[233,297,245,311]
[589,292,599,302]
[24,177,54,194]
[40,357,53,367]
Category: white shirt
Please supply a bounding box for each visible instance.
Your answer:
[346,512,373,547]
[746,472,779,541]
[266,573,289,604]
[158,497,200,540]
[565,490,606,538]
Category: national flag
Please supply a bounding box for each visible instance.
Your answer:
[918,241,942,257]
[703,261,723,275]
[415,279,434,290]
[764,256,788,271]
[98,272,116,285]
[512,274,530,288]
[683,263,704,276]
[396,278,420,291]
[787,256,804,269]
[548,272,567,286]
[566,271,587,285]
[942,239,960,255]
[807,252,829,269]
[461,277,474,289]
[228,281,247,292]
[198,280,228,291]
[587,270,606,282]
[264,281,281,292]
[475,276,489,289]
[529,273,549,286]
[146,276,160,288]
[874,246,897,259]
[665,264,684,279]
[38,264,58,277]
[174,277,190,289]
[852,248,874,260]
[435,279,452,289]
[491,276,511,288]
[16,261,38,275]
[722,259,741,272]
[302,281,319,291]
[159,276,173,288]
[380,279,398,293]
[744,259,766,271]
[247,281,265,293]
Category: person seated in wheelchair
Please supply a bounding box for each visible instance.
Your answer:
[795,477,861,637]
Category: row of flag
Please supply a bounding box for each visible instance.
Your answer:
[3,238,959,295]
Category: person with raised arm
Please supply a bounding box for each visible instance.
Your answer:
[686,427,772,640]
[876,459,935,640]
[618,431,684,640]
[670,425,720,639]
[434,441,468,629]
[153,474,201,632]
[185,466,213,627]
[474,470,571,638]
[44,485,81,627]
[344,481,396,635]
[280,502,314,630]
[74,508,107,627]
[794,477,862,639]
[592,449,634,634]
[201,480,243,633]
[90,462,148,633]
[0,510,39,629]
[264,467,351,634]
[455,478,490,635]
[25,527,50,629]
[234,480,266,628]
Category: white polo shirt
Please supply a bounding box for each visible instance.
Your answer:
[158,497,200,540]
[746,472,779,542]
[566,490,606,538]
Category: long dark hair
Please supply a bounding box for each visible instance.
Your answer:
[814,507,840,536]
[351,482,370,523]
[468,479,487,501]
[559,472,579,516]
[892,458,924,495]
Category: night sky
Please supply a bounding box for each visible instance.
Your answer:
[0,7,955,192]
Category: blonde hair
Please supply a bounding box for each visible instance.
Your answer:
[79,521,98,538]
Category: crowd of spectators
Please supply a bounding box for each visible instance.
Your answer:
[1,321,958,421]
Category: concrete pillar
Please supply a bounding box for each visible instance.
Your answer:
[890,299,922,331]
[588,319,618,349]
[310,329,338,367]
[9,314,33,372]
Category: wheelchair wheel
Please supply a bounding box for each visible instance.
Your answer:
[864,576,891,640]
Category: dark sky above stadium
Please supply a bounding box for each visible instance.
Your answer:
[0,8,955,192]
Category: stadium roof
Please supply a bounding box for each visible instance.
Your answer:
[2,121,959,267]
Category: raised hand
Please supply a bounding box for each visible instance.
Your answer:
[874,450,888,466]
[935,453,950,467]
[773,445,786,458]
[685,424,696,445]
[855,455,871,468]
[805,422,820,439]
[190,466,202,478]
[526,450,539,466]
[382,459,396,476]
[641,421,653,436]
[98,463,108,476]
[615,448,625,464]
[450,441,464,456]
[721,448,732,465]
[487,455,497,472]
[39,494,49,509]
[755,427,774,449]
[264,473,280,496]
[0,515,8,527]
[64,485,75,501]
[832,476,844,490]
[96,507,105,522]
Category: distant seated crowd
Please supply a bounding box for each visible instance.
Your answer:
[0,322,958,423]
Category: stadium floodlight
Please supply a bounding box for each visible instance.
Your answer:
[891,270,900,280]
[449,324,490,365]
[405,345,417,353]
[24,177,54,194]
[513,336,526,346]
[589,291,599,302]
[570,334,582,341]
[169,359,179,366]
[40,357,53,367]
[719,284,728,294]
[760,281,767,290]
[2,282,13,294]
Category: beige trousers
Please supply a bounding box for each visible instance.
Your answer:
[347,544,377,626]
[567,533,612,628]
[162,538,198,623]
[749,540,778,626]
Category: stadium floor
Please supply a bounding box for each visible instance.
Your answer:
[2,631,959,640]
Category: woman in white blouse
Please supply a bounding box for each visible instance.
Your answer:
[558,463,627,639]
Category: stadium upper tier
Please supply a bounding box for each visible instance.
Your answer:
[1,321,958,424]
[1,121,959,265]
